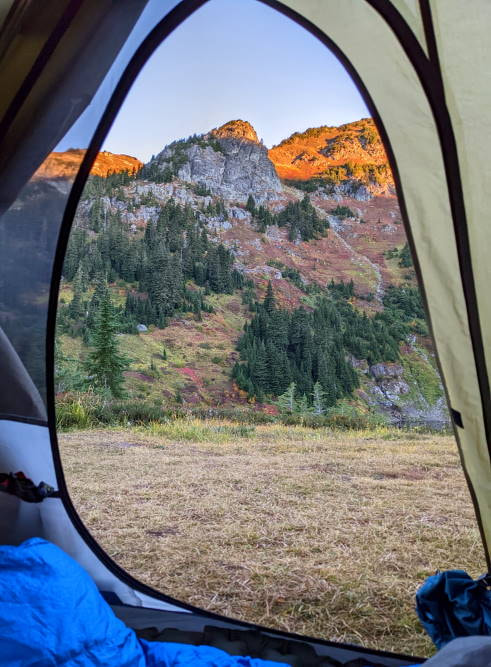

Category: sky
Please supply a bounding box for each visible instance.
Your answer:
[60,0,369,162]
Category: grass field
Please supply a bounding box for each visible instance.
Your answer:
[58,422,485,658]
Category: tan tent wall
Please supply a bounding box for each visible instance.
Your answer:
[274,0,491,563]
[432,2,491,432]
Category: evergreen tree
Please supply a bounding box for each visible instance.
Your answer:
[311,381,326,415]
[296,393,310,415]
[276,382,297,413]
[398,242,413,268]
[246,194,256,214]
[263,281,275,314]
[84,287,129,397]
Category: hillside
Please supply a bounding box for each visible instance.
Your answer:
[34,149,143,180]
[268,118,393,197]
[55,119,448,427]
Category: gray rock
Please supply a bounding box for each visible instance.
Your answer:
[136,324,148,333]
[369,363,403,379]
[154,135,282,204]
[228,206,251,221]
[206,217,232,232]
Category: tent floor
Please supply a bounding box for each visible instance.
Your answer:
[112,604,421,666]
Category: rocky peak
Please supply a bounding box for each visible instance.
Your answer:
[211,120,259,143]
[152,121,281,204]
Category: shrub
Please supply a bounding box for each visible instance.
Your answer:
[330,205,355,218]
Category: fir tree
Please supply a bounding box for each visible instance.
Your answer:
[276,382,297,414]
[311,381,326,415]
[84,287,129,397]
[263,281,275,314]
[246,194,256,214]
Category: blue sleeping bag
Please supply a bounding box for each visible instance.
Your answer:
[0,538,285,666]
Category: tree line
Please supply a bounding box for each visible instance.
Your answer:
[232,279,424,407]
[246,193,329,241]
[60,198,244,335]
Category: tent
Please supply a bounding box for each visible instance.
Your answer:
[0,0,489,663]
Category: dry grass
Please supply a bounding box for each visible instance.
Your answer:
[58,423,485,658]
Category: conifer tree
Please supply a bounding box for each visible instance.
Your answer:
[84,287,129,397]
[311,381,326,415]
[296,393,310,415]
[263,281,275,314]
[54,336,85,393]
[276,382,297,413]
[246,194,256,214]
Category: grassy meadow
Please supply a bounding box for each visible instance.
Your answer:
[58,421,485,658]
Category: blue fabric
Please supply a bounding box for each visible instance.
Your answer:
[0,538,284,666]
[416,569,491,649]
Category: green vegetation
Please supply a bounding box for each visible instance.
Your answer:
[247,194,328,241]
[360,125,379,146]
[284,162,391,195]
[60,199,243,335]
[267,260,317,294]
[327,279,354,299]
[402,351,443,407]
[282,177,326,193]
[193,182,212,196]
[277,195,328,241]
[84,284,129,397]
[232,280,411,406]
[136,134,225,183]
[321,162,391,187]
[57,127,439,423]
[55,391,387,432]
[384,243,413,268]
[382,284,424,322]
[330,205,355,218]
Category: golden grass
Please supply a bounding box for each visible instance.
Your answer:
[58,424,485,658]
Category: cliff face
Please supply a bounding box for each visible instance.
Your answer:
[33,149,143,181]
[152,120,282,204]
[268,118,392,186]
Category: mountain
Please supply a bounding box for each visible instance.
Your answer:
[33,149,143,181]
[268,118,393,198]
[55,118,448,427]
[142,119,282,204]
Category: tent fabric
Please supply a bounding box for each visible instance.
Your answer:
[0,0,149,213]
[0,0,181,409]
[0,0,489,663]
[415,569,491,649]
[0,537,286,667]
[278,0,491,564]
[0,326,46,421]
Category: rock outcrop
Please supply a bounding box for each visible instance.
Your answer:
[152,120,282,204]
[365,360,449,427]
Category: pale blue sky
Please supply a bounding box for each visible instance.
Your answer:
[62,0,369,162]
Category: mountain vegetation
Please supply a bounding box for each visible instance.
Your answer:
[58,195,244,341]
[247,193,329,240]
[232,280,424,408]
[53,117,446,425]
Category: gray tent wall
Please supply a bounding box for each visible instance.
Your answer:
[0,0,488,663]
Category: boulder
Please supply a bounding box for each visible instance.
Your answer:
[369,362,403,379]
